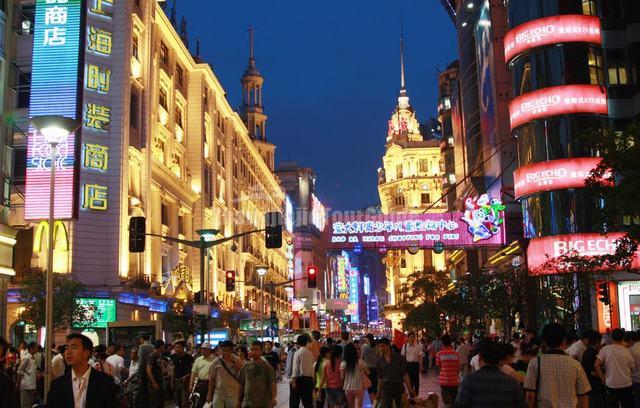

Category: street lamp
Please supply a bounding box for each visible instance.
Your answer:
[31,115,79,400]
[255,265,268,339]
[195,229,219,303]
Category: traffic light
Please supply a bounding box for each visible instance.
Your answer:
[129,216,146,253]
[265,212,283,249]
[598,282,610,305]
[225,270,236,292]
[307,265,318,288]
[265,225,282,249]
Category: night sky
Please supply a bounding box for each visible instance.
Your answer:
[179,0,458,211]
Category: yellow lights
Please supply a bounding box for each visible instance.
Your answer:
[0,267,16,277]
[467,2,474,9]
[90,0,114,18]
[88,26,113,55]
[488,240,522,265]
[175,125,184,143]
[159,107,169,126]
[83,143,109,171]
[131,57,142,79]
[191,181,202,194]
[86,64,111,93]
[0,235,17,246]
[449,249,464,264]
[33,221,69,252]
[129,196,141,206]
[85,103,111,130]
[83,184,108,210]
[204,142,210,159]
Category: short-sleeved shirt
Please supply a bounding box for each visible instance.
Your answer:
[192,355,215,381]
[239,360,276,408]
[171,353,194,380]
[597,344,634,388]
[263,350,280,372]
[523,351,591,408]
[340,359,366,391]
[567,340,587,362]
[324,359,343,388]
[361,344,378,368]
[377,352,406,385]
[455,365,527,408]
[146,351,165,388]
[629,342,640,384]
[210,356,241,397]
[401,343,424,363]
[436,346,460,386]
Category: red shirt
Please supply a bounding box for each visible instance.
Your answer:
[323,359,343,388]
[436,346,460,386]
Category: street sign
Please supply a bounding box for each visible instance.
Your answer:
[434,241,445,254]
[265,325,278,337]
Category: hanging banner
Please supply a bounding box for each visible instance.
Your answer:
[509,85,607,130]
[504,14,602,63]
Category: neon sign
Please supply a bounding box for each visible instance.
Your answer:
[348,267,359,323]
[514,157,606,199]
[509,85,607,130]
[311,194,326,231]
[504,15,601,63]
[461,194,505,243]
[527,233,640,273]
[25,0,83,220]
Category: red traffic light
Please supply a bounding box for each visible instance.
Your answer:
[226,271,234,279]
[308,266,317,276]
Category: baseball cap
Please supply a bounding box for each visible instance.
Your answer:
[200,342,213,350]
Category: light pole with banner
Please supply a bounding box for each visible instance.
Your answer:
[255,265,268,339]
[31,115,80,399]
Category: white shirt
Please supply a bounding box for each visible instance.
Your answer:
[128,360,139,379]
[18,353,37,390]
[598,344,634,388]
[629,342,640,383]
[106,354,125,385]
[52,353,66,379]
[72,366,92,408]
[292,346,315,378]
[340,359,366,390]
[401,342,424,363]
[567,340,587,362]
[470,354,481,372]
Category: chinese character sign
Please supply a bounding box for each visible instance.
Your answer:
[25,0,83,220]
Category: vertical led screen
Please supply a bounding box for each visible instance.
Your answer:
[25,0,83,220]
[348,267,359,323]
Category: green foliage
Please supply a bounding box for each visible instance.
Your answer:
[164,301,194,337]
[403,302,442,335]
[18,272,97,331]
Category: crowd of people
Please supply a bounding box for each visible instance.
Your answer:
[2,324,640,407]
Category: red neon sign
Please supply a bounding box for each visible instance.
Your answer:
[504,15,602,63]
[509,85,607,130]
[514,157,604,199]
[527,233,640,274]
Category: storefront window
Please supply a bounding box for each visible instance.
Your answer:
[588,47,605,85]
[582,0,597,16]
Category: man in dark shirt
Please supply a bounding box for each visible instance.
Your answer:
[263,340,280,373]
[172,341,194,408]
[146,340,166,408]
[455,341,526,408]
[581,330,604,408]
[376,337,416,408]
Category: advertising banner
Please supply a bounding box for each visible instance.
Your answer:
[514,157,604,199]
[73,297,116,328]
[527,233,640,274]
[326,298,349,310]
[509,85,607,130]
[504,15,602,63]
[326,194,506,250]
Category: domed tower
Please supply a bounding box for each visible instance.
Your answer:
[240,28,275,171]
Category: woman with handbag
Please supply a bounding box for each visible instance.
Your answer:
[340,343,370,408]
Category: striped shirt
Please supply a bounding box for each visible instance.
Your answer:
[436,346,460,386]
[455,365,527,408]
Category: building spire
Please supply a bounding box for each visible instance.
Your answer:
[249,27,254,61]
[398,18,410,109]
[243,27,261,77]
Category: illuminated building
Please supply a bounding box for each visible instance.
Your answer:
[275,162,327,330]
[6,0,291,342]
[504,0,640,330]
[377,34,446,329]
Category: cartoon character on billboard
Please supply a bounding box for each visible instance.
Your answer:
[461,194,505,242]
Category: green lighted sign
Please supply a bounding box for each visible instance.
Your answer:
[73,298,117,328]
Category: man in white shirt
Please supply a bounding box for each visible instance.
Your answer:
[628,331,640,407]
[291,334,315,408]
[51,345,67,379]
[456,337,473,378]
[401,332,424,396]
[16,342,37,408]
[595,328,634,407]
[105,344,127,385]
[566,330,592,362]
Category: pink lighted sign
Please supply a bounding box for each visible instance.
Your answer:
[509,85,608,130]
[504,15,602,63]
[514,157,604,199]
[527,233,640,274]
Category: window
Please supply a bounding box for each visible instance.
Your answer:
[161,204,169,226]
[588,47,604,85]
[421,193,430,204]
[160,42,169,65]
[19,5,35,35]
[175,105,183,128]
[608,61,628,85]
[396,164,403,179]
[394,195,405,207]
[159,87,168,110]
[130,90,140,130]
[582,0,597,16]
[16,72,31,109]
[419,159,428,173]
[175,64,184,87]
[132,34,139,60]
[204,88,209,110]
[178,215,185,235]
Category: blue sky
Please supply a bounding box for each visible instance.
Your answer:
[179,0,458,210]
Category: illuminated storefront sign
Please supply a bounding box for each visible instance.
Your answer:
[514,157,604,199]
[285,195,294,232]
[311,194,326,231]
[336,255,348,296]
[527,233,640,273]
[509,85,607,130]
[348,267,359,323]
[504,15,602,63]
[327,197,505,250]
[25,0,83,220]
[73,297,117,329]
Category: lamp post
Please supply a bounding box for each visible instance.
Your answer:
[255,266,268,339]
[31,115,79,400]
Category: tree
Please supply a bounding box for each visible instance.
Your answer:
[484,265,530,340]
[397,267,450,335]
[403,302,442,335]
[18,272,97,332]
